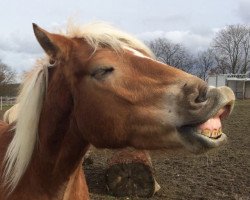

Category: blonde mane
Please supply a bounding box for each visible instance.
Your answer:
[65,22,155,58]
[4,58,48,191]
[3,22,154,192]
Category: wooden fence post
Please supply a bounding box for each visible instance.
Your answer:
[0,96,2,110]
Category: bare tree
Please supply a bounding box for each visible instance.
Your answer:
[148,38,196,73]
[196,49,215,80]
[0,60,16,85]
[241,30,250,73]
[212,24,250,74]
[213,55,230,74]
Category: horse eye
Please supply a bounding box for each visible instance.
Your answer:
[91,67,114,79]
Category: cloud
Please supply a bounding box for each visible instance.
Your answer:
[0,0,246,76]
[0,49,42,74]
[0,32,41,54]
[141,14,191,32]
[137,29,217,53]
[236,0,250,24]
[0,32,43,73]
[1,26,218,75]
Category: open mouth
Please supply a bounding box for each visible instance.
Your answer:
[177,104,233,153]
[196,106,230,140]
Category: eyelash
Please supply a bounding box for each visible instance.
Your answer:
[91,67,114,79]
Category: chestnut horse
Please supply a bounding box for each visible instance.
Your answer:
[0,22,235,200]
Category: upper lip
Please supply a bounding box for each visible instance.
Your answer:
[181,102,234,129]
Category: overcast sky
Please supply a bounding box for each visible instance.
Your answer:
[0,0,250,74]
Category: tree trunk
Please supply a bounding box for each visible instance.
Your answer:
[106,148,160,198]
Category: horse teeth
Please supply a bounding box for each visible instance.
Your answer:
[211,130,214,137]
[201,129,211,137]
[218,128,222,134]
[200,129,222,138]
[212,130,217,138]
[210,130,213,137]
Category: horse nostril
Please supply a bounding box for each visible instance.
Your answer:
[195,88,208,103]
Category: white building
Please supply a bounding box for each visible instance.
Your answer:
[207,72,250,99]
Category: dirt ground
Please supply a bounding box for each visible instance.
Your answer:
[0,101,249,200]
[84,100,250,200]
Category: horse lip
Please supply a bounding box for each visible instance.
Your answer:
[181,100,234,128]
[206,100,234,122]
[175,102,234,153]
[177,125,228,154]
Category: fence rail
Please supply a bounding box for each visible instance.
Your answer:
[0,96,17,110]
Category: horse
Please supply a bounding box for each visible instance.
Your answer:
[0,22,235,200]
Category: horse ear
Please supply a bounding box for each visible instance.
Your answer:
[33,23,70,60]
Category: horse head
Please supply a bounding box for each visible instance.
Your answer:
[32,23,235,154]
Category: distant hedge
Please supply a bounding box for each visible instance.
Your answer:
[0,84,20,96]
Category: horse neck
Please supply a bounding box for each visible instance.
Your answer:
[27,68,89,193]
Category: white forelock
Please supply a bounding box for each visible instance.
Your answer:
[65,22,155,58]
